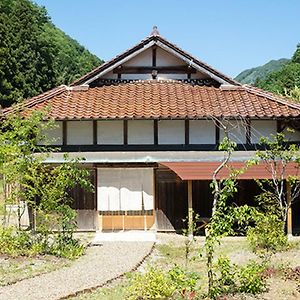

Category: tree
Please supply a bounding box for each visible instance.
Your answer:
[0,0,101,108]
[253,132,300,232]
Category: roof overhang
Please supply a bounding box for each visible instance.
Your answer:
[160,161,300,180]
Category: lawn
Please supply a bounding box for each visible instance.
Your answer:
[0,255,70,286]
[70,234,300,300]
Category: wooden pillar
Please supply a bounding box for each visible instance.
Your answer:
[188,180,193,237]
[287,181,293,237]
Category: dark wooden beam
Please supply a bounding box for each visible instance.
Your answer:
[154,120,158,145]
[152,46,156,67]
[113,66,197,74]
[62,121,67,146]
[123,120,128,145]
[117,73,122,79]
[185,120,189,145]
[93,120,97,145]
[246,118,251,145]
[215,121,220,145]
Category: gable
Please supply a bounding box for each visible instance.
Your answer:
[72,30,238,86]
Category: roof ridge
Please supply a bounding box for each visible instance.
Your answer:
[3,85,68,116]
[242,84,300,111]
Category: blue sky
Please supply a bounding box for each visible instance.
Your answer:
[34,0,300,78]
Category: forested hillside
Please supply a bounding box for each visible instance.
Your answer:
[235,58,289,85]
[256,44,300,96]
[0,0,102,108]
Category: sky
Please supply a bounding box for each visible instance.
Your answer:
[34,0,300,78]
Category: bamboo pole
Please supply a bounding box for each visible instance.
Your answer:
[286,181,293,237]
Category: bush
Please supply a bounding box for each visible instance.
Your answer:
[239,261,267,294]
[126,266,176,300]
[0,226,84,259]
[126,265,201,300]
[210,257,267,298]
[247,213,288,253]
[0,226,44,256]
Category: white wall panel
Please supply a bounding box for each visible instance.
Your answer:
[158,120,185,144]
[97,120,123,144]
[67,121,93,145]
[251,120,277,143]
[128,120,154,144]
[220,120,247,144]
[124,47,152,67]
[189,120,215,144]
[283,127,300,141]
[38,121,63,145]
[156,47,185,66]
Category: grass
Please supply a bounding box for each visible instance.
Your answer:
[0,255,70,286]
[70,234,300,300]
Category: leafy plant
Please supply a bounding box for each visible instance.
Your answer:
[126,266,176,300]
[247,212,288,253]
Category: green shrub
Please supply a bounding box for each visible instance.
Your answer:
[0,226,45,256]
[239,261,267,294]
[126,266,176,300]
[0,226,84,259]
[209,257,267,298]
[247,213,288,253]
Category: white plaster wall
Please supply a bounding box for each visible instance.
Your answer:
[157,74,187,80]
[128,120,154,144]
[38,121,63,145]
[124,47,152,67]
[189,120,215,144]
[283,127,300,141]
[67,121,93,145]
[97,120,123,144]
[158,120,185,144]
[156,47,185,66]
[251,120,277,143]
[121,74,152,80]
[220,120,247,144]
[101,71,117,79]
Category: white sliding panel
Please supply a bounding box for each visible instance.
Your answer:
[128,120,154,144]
[97,168,154,212]
[97,120,123,144]
[67,121,93,145]
[189,120,215,144]
[158,120,185,144]
[251,120,277,143]
[283,127,300,141]
[38,121,63,145]
[220,120,247,144]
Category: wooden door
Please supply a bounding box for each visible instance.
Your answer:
[155,169,188,231]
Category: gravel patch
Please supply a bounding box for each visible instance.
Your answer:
[0,242,153,300]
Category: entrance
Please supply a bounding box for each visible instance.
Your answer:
[97,168,155,230]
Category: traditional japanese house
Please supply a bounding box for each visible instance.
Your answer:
[5,27,300,234]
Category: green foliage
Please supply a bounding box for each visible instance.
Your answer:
[0,225,84,259]
[126,265,201,300]
[247,213,288,253]
[235,58,289,85]
[126,266,176,300]
[210,257,267,298]
[0,0,101,107]
[0,112,93,259]
[239,261,267,294]
[255,44,300,96]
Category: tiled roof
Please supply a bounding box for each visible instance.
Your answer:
[4,80,300,120]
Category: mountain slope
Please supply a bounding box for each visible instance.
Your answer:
[235,58,289,85]
[0,0,102,107]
